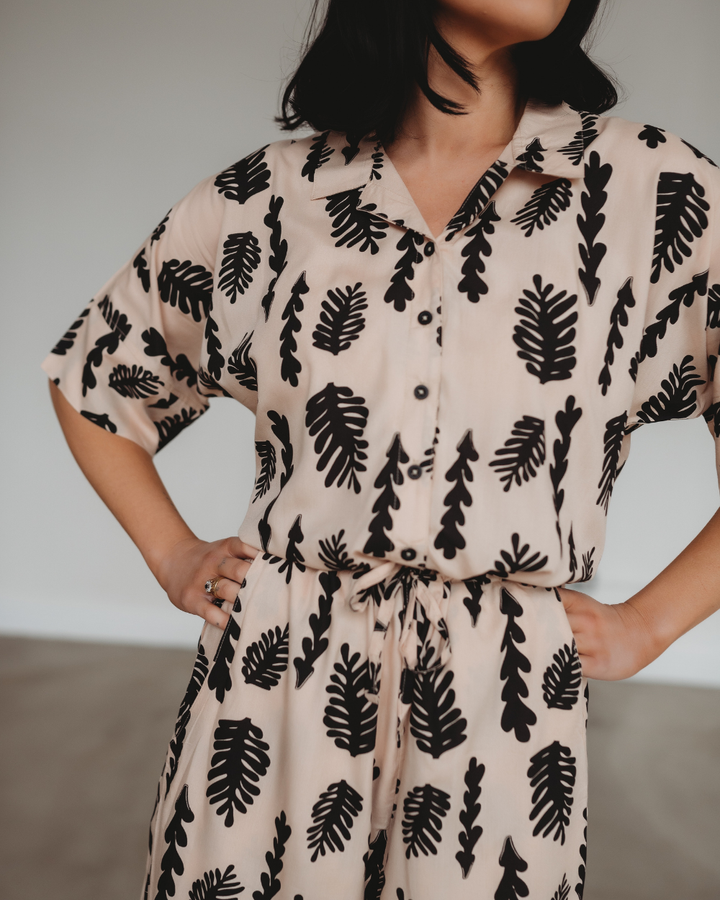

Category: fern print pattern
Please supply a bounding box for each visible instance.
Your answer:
[511,178,573,237]
[577,150,612,305]
[206,717,271,827]
[307,780,363,861]
[651,172,710,283]
[489,415,545,491]
[402,783,451,858]
[513,275,578,383]
[312,283,367,354]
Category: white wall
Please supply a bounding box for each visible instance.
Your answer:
[1,0,719,686]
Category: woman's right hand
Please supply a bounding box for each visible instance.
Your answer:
[155,536,260,630]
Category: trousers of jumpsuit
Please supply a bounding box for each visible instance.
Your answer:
[142,550,589,900]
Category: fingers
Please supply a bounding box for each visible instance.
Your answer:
[216,553,254,585]
[206,575,244,605]
[199,597,230,631]
[223,537,260,560]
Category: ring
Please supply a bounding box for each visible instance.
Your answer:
[205,575,222,598]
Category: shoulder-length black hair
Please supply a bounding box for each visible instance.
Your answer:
[277,0,619,145]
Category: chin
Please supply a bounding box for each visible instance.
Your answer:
[437,0,573,47]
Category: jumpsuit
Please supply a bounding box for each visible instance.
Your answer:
[42,101,720,900]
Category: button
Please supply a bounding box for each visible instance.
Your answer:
[414,384,429,399]
[424,241,435,257]
[417,310,433,325]
[401,548,417,561]
[407,465,423,480]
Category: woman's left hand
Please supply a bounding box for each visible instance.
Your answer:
[557,587,658,681]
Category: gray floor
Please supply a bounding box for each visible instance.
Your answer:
[1,636,719,900]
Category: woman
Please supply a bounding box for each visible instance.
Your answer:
[42,0,720,897]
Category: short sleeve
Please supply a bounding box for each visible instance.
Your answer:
[42,174,225,455]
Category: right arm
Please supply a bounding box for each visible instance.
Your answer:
[49,379,256,630]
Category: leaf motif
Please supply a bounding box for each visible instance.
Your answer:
[577,150,612,305]
[294,570,339,688]
[51,306,90,355]
[307,779,364,861]
[680,140,719,168]
[363,433,409,556]
[274,514,305,584]
[251,811,292,900]
[491,533,549,578]
[384,230,425,312]
[462,575,489,627]
[499,588,537,743]
[133,247,151,292]
[158,259,212,322]
[80,410,117,433]
[489,416,545,491]
[302,131,334,182]
[325,188,389,254]
[558,112,599,165]
[154,407,201,452]
[513,274,578,383]
[215,147,271,205]
[362,830,387,900]
[707,283,720,328]
[543,642,582,710]
[323,642,378,756]
[108,363,163,398]
[253,440,276,502]
[207,611,242,703]
[636,355,704,424]
[81,296,132,395]
[305,383,369,493]
[550,396,583,548]
[599,277,636,394]
[165,707,191,798]
[177,641,209,722]
[575,807,588,898]
[312,282,368,354]
[318,529,360,570]
[219,232,262,303]
[402,783,451,858]
[703,401,720,438]
[410,666,467,758]
[434,430,479,560]
[142,327,197,388]
[154,785,194,900]
[580,547,595,582]
[227,331,258,391]
[455,757,485,878]
[458,202,501,303]
[494,836,529,900]
[551,875,571,900]
[188,864,245,900]
[651,172,710,284]
[242,624,289,690]
[527,740,576,844]
[206,718,271,827]
[638,124,667,149]
[511,178,573,237]
[261,195,288,321]
[445,161,509,239]
[517,137,546,172]
[151,210,171,243]
[279,272,308,386]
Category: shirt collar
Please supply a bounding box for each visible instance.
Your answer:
[310,101,589,203]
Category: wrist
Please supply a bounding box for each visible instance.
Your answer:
[144,530,199,589]
[622,589,676,665]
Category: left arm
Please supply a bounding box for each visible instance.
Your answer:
[560,505,720,680]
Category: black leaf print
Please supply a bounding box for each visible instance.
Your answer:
[651,172,710,283]
[206,718,270,827]
[188,865,244,900]
[499,588,537,743]
[491,533,549,579]
[302,131,334,182]
[196,366,231,398]
[81,296,131,395]
[133,247,151,292]
[489,416,545,491]
[178,641,209,722]
[158,259,212,322]
[279,272,308,386]
[410,665,468,758]
[635,355,705,424]
[369,140,384,180]
[551,875,571,900]
[323,642,378,756]
[364,433,409,556]
[80,410,117,433]
[228,331,258,391]
[108,363,162,398]
[630,271,708,379]
[294,569,339,688]
[528,740,576,844]
[342,132,362,166]
[543,643,582,710]
[318,530,359,570]
[581,548,595,581]
[269,411,295,489]
[494,836,529,900]
[402,783,451,858]
[307,779,363,861]
[142,327,197,388]
[312,282,368,353]
[708,283,720,328]
[219,232,261,304]
[434,430,479,560]
[278,514,306,584]
[518,137,546,172]
[305,383,369,492]
[207,606,242,704]
[165,707,190,797]
[462,575,489,627]
[511,178,573,237]
[638,124,666,149]
[261,195,288,321]
[599,278,636,394]
[550,396,583,547]
[252,811,292,900]
[577,150,612,305]
[253,440,276,502]
[568,526,578,582]
[703,402,720,438]
[458,202,501,303]
[384,230,425,312]
[513,275,578,383]
[242,624,289,690]
[445,160,509,239]
[681,139,719,168]
[51,306,90,355]
[154,785,193,900]
[596,412,627,512]
[148,394,179,409]
[215,146,271,205]
[558,112,599,165]
[363,830,387,900]
[204,308,225,382]
[326,188,389,254]
[455,757,485,878]
[151,210,170,243]
[154,407,201,452]
[575,808,588,899]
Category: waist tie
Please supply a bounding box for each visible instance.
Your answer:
[346,561,454,703]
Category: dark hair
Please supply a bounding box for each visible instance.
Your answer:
[277,0,619,145]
